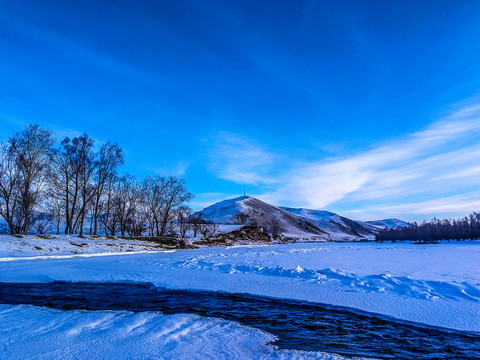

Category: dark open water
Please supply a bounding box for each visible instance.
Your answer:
[0,281,478,359]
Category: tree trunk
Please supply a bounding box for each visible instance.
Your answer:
[93,195,100,235]
[79,210,85,237]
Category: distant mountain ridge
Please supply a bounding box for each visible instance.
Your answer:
[362,219,410,229]
[280,207,375,239]
[193,196,408,241]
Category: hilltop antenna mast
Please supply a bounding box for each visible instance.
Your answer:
[244,188,246,197]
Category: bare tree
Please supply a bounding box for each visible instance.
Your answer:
[8,124,54,234]
[198,220,219,240]
[269,216,283,239]
[142,175,194,236]
[49,138,72,233]
[74,135,96,237]
[91,142,123,235]
[0,142,22,234]
[142,176,164,236]
[49,137,78,234]
[113,175,142,236]
[176,206,192,238]
[102,174,118,236]
[0,124,197,238]
[50,134,96,236]
[158,176,194,236]
[42,192,64,235]
[188,214,202,238]
[125,210,147,236]
[31,211,54,235]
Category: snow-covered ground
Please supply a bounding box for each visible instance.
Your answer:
[0,238,478,359]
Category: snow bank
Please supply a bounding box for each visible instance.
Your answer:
[0,234,166,258]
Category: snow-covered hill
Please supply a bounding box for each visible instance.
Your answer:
[280,207,375,240]
[193,196,326,238]
[363,219,410,229]
[193,196,403,241]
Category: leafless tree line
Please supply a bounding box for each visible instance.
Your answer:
[0,124,195,237]
[375,213,480,243]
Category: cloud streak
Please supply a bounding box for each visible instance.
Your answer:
[209,102,480,220]
[207,132,278,185]
[268,104,480,213]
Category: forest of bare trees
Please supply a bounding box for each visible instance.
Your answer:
[375,213,480,243]
[0,124,195,237]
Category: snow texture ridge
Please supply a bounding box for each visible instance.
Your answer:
[0,305,355,360]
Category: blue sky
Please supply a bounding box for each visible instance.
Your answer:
[1,0,480,221]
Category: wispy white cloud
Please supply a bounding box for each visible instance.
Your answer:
[207,132,277,185]
[347,193,480,220]
[381,195,480,215]
[210,101,480,219]
[152,161,190,177]
[264,103,480,213]
[45,125,84,141]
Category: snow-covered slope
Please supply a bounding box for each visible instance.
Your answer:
[195,197,375,240]
[194,196,410,241]
[194,196,326,238]
[194,196,249,225]
[363,219,410,229]
[281,208,375,240]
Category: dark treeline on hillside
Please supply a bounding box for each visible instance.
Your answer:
[376,213,480,242]
[0,124,195,236]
